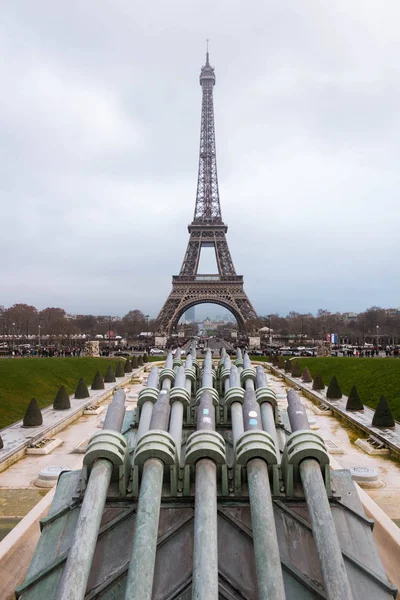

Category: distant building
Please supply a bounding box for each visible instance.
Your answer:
[341,312,357,321]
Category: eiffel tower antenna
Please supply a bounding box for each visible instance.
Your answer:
[156,54,257,335]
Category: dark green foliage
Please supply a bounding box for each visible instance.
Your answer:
[0,435,3,449]
[91,370,105,390]
[53,385,71,410]
[115,361,125,378]
[138,355,144,367]
[75,377,90,399]
[0,357,132,429]
[302,367,312,383]
[104,365,116,383]
[131,356,138,369]
[326,375,342,400]
[291,362,301,377]
[278,356,285,369]
[23,398,43,427]
[372,396,395,428]
[143,353,148,363]
[124,360,132,373]
[346,385,363,411]
[312,373,325,391]
[284,359,292,373]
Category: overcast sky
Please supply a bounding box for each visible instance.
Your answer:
[1,1,400,319]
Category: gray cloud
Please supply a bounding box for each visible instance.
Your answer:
[1,1,400,318]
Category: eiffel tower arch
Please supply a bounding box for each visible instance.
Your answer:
[156,52,257,335]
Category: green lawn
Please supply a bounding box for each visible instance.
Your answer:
[0,357,125,430]
[294,358,400,421]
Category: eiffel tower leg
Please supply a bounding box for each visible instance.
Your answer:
[156,280,256,336]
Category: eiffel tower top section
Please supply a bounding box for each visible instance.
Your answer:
[193,51,222,224]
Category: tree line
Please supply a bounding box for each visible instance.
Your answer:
[0,304,156,338]
[245,307,400,344]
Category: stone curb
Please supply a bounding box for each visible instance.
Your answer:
[0,368,145,472]
[267,364,400,460]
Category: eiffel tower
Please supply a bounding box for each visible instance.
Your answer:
[156,51,257,335]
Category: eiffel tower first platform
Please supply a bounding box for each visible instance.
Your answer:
[156,51,257,335]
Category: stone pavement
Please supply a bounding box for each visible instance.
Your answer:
[265,368,400,523]
[269,364,400,458]
[0,368,145,473]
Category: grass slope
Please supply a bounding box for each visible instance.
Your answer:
[296,358,400,421]
[0,357,125,430]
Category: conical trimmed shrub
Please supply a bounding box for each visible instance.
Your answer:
[0,435,3,450]
[284,359,292,373]
[131,356,138,369]
[91,370,105,390]
[138,355,144,367]
[75,377,90,399]
[278,356,285,369]
[302,367,312,383]
[272,355,279,366]
[143,352,148,363]
[53,386,71,410]
[115,361,125,377]
[312,373,324,391]
[291,362,301,377]
[124,359,132,373]
[346,385,363,411]
[104,365,116,383]
[23,398,43,427]
[372,396,395,428]
[326,375,342,400]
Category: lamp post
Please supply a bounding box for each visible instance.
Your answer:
[12,322,15,353]
[376,324,379,352]
[145,314,150,349]
[38,324,41,352]
[268,314,272,347]
[108,317,111,356]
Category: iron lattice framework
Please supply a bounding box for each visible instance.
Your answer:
[156,53,257,334]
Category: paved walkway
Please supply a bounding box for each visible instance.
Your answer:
[0,379,143,494]
[0,368,145,472]
[266,369,400,523]
[269,364,400,457]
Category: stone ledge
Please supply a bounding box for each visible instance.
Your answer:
[0,369,144,473]
[267,364,400,460]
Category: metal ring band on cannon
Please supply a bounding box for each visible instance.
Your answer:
[240,368,257,385]
[235,358,244,368]
[134,430,177,466]
[224,387,245,407]
[173,358,183,368]
[84,430,127,468]
[159,368,176,384]
[255,387,277,408]
[235,430,278,466]
[282,430,329,471]
[137,387,159,411]
[185,430,226,465]
[169,386,191,406]
[220,367,231,384]
[185,366,196,383]
[195,387,220,407]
